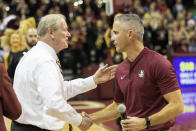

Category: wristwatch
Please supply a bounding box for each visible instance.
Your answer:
[145,117,151,129]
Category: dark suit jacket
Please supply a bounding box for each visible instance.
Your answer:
[0,62,21,131]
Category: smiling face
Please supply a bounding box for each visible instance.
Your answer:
[111,21,130,53]
[10,33,21,49]
[53,20,71,52]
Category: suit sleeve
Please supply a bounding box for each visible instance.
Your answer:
[0,63,22,120]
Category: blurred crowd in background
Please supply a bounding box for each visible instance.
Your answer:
[0,0,196,77]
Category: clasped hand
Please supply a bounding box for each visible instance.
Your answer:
[78,112,93,131]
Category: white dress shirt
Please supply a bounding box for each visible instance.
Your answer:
[13,41,97,130]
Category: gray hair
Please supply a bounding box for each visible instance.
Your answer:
[114,14,144,41]
[37,14,65,38]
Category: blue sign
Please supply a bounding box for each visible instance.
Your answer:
[173,56,196,88]
[173,56,196,113]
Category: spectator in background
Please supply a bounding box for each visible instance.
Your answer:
[143,2,162,31]
[83,6,96,27]
[70,16,87,75]
[25,28,38,50]
[2,29,27,80]
[172,0,184,18]
[163,9,175,30]
[0,14,20,36]
[35,5,46,24]
[187,19,196,52]
[25,0,39,17]
[153,17,168,55]
[156,0,168,14]
[132,0,144,16]
[179,19,189,45]
[99,10,108,28]
[186,9,194,20]
[0,0,8,25]
[0,38,6,62]
[94,19,107,63]
[0,16,36,81]
[192,0,196,20]
[176,9,186,21]
[143,14,154,50]
[0,62,21,131]
[168,20,187,52]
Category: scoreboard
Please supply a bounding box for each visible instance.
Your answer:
[173,56,196,88]
[172,54,196,114]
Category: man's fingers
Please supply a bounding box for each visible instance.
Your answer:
[100,64,118,73]
[100,64,108,72]
[104,65,117,72]
[79,115,93,131]
[122,123,131,131]
[121,119,130,124]
[108,65,118,70]
[81,112,87,117]
[81,112,90,118]
[108,65,118,73]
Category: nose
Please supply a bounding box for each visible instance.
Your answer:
[33,37,37,41]
[13,39,17,42]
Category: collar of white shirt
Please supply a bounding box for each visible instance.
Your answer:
[37,41,58,61]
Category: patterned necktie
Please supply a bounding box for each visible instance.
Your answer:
[56,58,63,75]
[57,58,72,130]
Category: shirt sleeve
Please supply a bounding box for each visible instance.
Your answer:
[0,63,22,120]
[34,60,82,126]
[153,58,180,95]
[63,76,97,100]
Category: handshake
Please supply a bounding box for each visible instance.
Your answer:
[78,112,93,131]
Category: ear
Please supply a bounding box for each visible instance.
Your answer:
[48,28,54,40]
[128,29,133,40]
[128,29,137,41]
